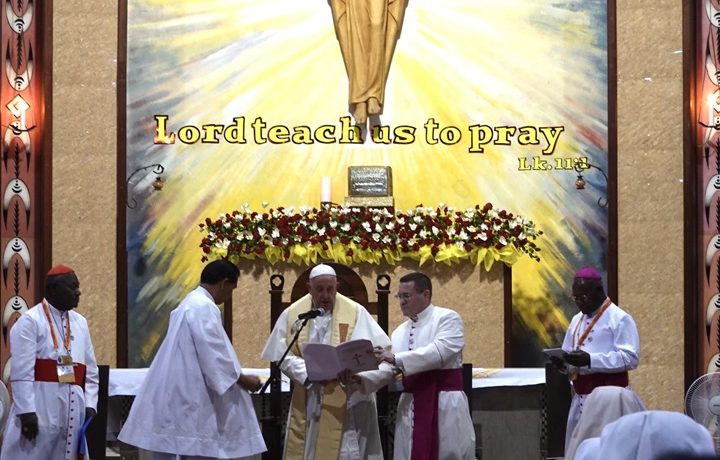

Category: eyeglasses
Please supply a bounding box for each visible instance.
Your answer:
[394,293,414,300]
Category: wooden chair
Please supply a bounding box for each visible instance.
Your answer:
[263,263,391,460]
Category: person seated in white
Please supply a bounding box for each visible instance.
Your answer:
[573,410,716,460]
[564,386,646,460]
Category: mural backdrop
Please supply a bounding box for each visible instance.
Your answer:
[124,0,612,367]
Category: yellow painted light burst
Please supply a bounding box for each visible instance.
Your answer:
[128,0,609,362]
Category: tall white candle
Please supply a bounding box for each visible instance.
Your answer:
[321,177,332,203]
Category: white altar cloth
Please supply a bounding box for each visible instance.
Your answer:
[109,367,544,396]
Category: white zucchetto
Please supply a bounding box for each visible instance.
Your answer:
[309,264,336,279]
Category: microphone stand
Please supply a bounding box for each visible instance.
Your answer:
[259,316,310,395]
[260,311,322,460]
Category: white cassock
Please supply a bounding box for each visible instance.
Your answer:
[261,299,390,460]
[360,304,475,460]
[561,301,639,456]
[118,287,266,460]
[1,300,99,460]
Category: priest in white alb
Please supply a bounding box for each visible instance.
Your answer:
[358,271,475,460]
[261,263,391,460]
[118,259,266,459]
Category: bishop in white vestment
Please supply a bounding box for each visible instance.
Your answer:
[360,272,475,460]
[557,267,640,457]
[1,265,99,460]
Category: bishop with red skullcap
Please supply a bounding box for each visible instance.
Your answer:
[47,264,74,276]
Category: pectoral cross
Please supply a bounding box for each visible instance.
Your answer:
[352,353,363,366]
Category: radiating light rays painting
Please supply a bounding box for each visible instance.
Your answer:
[125,0,611,366]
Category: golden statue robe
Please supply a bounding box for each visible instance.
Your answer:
[329,0,409,124]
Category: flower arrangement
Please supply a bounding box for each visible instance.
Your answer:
[199,203,542,270]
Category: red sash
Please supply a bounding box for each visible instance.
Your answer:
[34,359,87,390]
[572,371,628,395]
[403,368,464,460]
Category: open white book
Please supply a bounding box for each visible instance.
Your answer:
[302,339,378,382]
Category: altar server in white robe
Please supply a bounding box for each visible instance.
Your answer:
[261,263,391,460]
[1,264,99,460]
[118,259,266,460]
[554,266,640,457]
[360,272,475,460]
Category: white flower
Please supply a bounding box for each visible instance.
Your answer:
[272,228,280,239]
[419,229,428,238]
[330,221,338,229]
[499,236,507,245]
[318,228,326,236]
[362,222,372,231]
[468,226,477,233]
[208,232,216,241]
[413,215,423,223]
[257,228,266,237]
[385,222,395,231]
[409,223,417,231]
[221,239,231,249]
[372,233,381,242]
[459,230,468,240]
[375,223,383,232]
[341,223,351,232]
[396,217,406,225]
[478,232,488,241]
[382,235,392,244]
[224,222,231,229]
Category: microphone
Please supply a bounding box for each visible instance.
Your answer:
[298,308,325,320]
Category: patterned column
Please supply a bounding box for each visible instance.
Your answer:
[1,0,48,383]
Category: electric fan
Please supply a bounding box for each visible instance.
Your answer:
[685,372,720,451]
